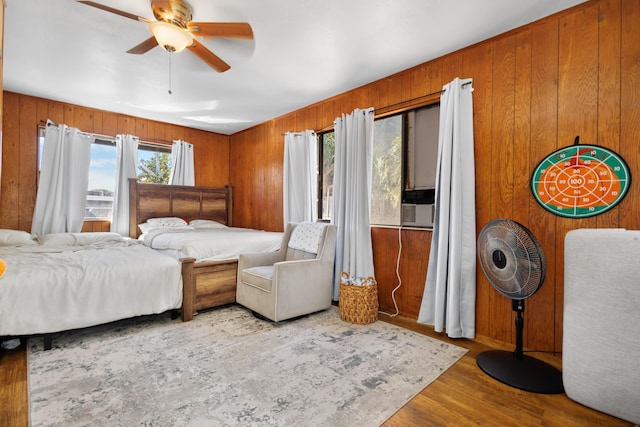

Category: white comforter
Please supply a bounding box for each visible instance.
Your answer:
[140,227,283,262]
[0,239,182,336]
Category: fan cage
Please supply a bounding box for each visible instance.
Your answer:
[477,219,546,300]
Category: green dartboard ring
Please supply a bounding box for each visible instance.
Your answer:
[530,144,631,218]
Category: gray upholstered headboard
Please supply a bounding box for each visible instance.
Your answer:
[563,228,640,424]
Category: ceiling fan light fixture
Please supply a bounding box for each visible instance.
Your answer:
[149,21,193,53]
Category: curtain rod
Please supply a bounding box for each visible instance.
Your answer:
[42,119,92,138]
[280,130,317,136]
[40,120,174,146]
[375,89,444,115]
[312,81,472,134]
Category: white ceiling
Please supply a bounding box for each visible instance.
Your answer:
[3,0,587,135]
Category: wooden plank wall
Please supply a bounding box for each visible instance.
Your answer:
[0,3,4,186]
[228,0,640,352]
[0,92,230,232]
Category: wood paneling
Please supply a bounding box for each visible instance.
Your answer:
[490,34,517,345]
[1,93,18,227]
[620,0,640,230]
[228,0,640,353]
[0,92,230,232]
[462,41,493,340]
[372,227,432,318]
[528,15,560,363]
[596,0,622,229]
[0,1,4,193]
[81,220,110,232]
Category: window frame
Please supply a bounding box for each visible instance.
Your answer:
[316,101,440,226]
[37,126,174,221]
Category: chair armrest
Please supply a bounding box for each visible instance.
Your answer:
[238,250,284,271]
[272,259,333,310]
[273,258,332,289]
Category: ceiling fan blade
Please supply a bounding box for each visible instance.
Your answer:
[127,37,159,55]
[187,22,254,39]
[187,39,231,73]
[76,1,145,22]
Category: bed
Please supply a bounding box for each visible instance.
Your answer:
[0,230,183,349]
[128,179,283,321]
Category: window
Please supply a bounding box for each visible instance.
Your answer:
[38,128,172,220]
[318,131,335,221]
[138,144,172,184]
[317,104,440,227]
[405,105,439,191]
[371,115,403,225]
[85,139,117,220]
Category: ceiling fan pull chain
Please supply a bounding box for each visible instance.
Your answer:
[168,52,173,95]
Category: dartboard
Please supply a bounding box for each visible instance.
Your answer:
[530,144,631,218]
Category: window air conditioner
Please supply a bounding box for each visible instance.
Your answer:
[402,203,434,228]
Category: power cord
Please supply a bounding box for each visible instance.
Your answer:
[379,226,403,318]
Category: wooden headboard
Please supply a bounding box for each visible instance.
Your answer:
[128,178,233,238]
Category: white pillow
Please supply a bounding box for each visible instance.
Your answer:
[0,229,37,247]
[146,217,188,227]
[138,222,155,234]
[73,232,124,246]
[189,219,227,229]
[288,222,326,254]
[38,232,124,246]
[38,233,76,246]
[138,222,194,234]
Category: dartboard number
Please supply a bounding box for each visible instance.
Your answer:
[530,144,631,218]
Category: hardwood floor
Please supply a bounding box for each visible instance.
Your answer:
[380,315,633,427]
[1,316,633,427]
[0,343,28,427]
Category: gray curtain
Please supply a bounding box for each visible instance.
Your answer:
[331,107,375,300]
[31,121,92,235]
[418,78,476,338]
[169,140,195,186]
[283,130,318,227]
[110,134,139,236]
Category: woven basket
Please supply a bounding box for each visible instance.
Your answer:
[339,271,378,324]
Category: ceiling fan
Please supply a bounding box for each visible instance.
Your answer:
[77,0,254,72]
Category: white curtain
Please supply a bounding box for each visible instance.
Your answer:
[331,108,375,300]
[169,140,195,186]
[110,134,139,236]
[31,122,92,235]
[418,78,476,339]
[283,130,318,226]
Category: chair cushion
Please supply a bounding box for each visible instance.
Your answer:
[241,266,274,292]
[285,247,318,261]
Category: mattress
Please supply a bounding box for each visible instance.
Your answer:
[140,227,283,262]
[0,236,182,336]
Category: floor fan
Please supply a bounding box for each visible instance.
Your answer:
[476,219,564,394]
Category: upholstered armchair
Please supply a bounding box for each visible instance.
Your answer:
[236,222,337,322]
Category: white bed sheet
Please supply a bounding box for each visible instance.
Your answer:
[0,239,182,336]
[140,227,283,262]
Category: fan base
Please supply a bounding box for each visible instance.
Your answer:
[477,350,564,394]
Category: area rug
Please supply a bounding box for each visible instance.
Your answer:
[28,305,466,426]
